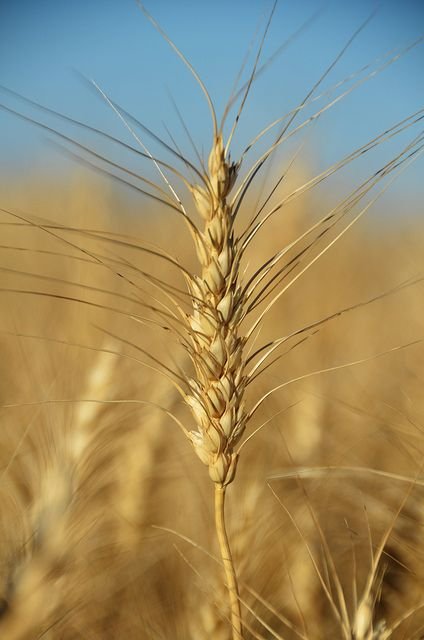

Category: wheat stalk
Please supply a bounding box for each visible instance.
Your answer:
[181,130,243,637]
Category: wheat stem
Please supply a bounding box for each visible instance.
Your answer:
[215,484,243,640]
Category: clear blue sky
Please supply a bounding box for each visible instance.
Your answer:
[0,0,423,204]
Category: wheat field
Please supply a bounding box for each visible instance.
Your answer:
[0,3,424,639]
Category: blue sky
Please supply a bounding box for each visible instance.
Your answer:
[0,0,423,205]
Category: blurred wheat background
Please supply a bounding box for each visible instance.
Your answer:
[0,1,424,639]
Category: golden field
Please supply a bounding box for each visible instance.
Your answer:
[0,164,423,639]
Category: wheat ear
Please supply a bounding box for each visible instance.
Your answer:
[0,464,73,640]
[184,133,244,638]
